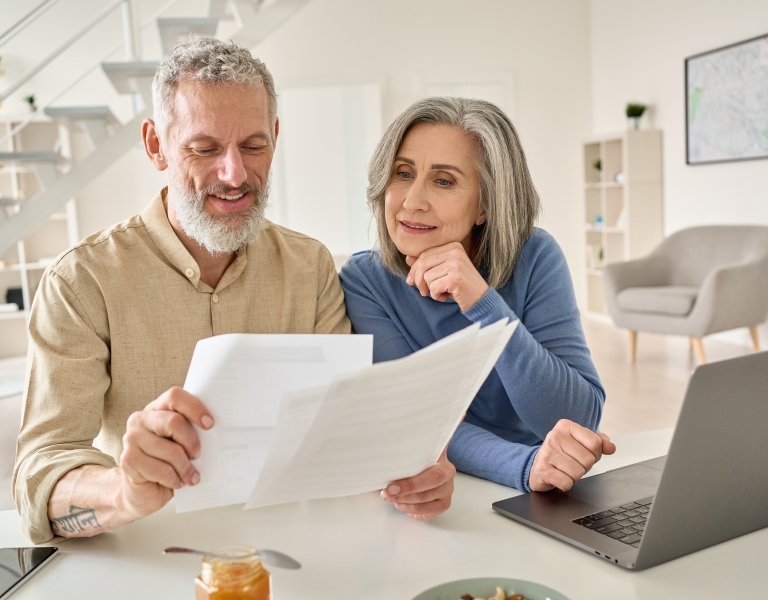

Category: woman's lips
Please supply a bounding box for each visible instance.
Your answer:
[400,220,437,235]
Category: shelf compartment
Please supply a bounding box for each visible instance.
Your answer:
[583,143,601,184]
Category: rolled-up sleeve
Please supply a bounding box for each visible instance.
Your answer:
[13,266,115,544]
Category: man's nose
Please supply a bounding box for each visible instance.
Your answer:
[216,146,247,188]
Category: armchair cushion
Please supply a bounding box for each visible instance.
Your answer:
[617,286,699,316]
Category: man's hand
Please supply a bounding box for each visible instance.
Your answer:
[380,448,456,520]
[529,419,616,493]
[117,387,214,520]
[405,242,489,312]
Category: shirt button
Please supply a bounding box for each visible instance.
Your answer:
[185,268,195,278]
[212,294,219,303]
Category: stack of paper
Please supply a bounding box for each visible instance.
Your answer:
[174,334,373,512]
[175,319,518,513]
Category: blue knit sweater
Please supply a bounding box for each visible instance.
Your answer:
[339,228,605,491]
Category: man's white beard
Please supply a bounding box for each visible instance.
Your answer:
[168,172,270,255]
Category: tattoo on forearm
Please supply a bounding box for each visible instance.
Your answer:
[50,505,101,535]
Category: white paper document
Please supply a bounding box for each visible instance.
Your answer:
[244,319,519,509]
[174,334,373,512]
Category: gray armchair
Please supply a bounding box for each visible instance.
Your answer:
[603,226,768,363]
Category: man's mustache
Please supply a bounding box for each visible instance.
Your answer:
[198,182,263,198]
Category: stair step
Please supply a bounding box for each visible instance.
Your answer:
[44,106,119,145]
[44,106,118,125]
[101,61,159,96]
[0,151,69,166]
[157,17,219,56]
[230,0,311,49]
[209,0,229,18]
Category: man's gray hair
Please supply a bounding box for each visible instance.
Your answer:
[367,97,541,289]
[152,37,278,136]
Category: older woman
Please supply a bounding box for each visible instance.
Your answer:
[341,97,614,520]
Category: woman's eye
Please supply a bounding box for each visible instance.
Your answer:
[436,178,451,186]
[397,171,412,180]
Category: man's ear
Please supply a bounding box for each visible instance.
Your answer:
[273,117,280,148]
[142,119,168,171]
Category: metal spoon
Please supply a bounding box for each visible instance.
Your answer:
[163,546,301,569]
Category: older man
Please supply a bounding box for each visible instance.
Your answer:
[13,38,455,544]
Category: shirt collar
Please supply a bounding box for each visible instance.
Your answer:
[141,188,248,293]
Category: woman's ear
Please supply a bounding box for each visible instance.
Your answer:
[475,211,487,227]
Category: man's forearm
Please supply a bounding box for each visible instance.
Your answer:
[47,465,136,538]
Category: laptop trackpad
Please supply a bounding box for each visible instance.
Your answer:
[566,464,662,508]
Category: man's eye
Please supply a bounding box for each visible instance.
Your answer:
[244,146,266,152]
[193,148,215,155]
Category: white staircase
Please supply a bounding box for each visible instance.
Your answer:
[0,0,311,260]
[157,17,220,56]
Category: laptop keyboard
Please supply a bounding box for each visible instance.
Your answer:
[572,496,654,548]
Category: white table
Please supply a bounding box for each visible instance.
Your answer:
[2,429,767,599]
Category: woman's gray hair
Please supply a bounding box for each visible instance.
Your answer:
[368,97,540,289]
[152,37,277,136]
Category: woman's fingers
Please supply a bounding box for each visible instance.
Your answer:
[529,420,613,492]
[406,243,488,309]
[381,450,456,520]
[394,495,452,520]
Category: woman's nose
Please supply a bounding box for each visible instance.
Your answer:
[401,180,429,211]
[217,147,247,187]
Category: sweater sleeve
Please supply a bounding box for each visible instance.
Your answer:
[339,255,416,363]
[448,422,539,491]
[462,238,605,441]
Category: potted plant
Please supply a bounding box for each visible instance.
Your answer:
[626,103,646,129]
[24,93,37,112]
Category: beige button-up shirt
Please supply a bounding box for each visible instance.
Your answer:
[14,190,350,543]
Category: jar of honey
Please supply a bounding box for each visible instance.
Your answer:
[195,546,271,600]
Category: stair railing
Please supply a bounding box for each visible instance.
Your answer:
[0,0,62,48]
[0,0,183,149]
[0,0,127,104]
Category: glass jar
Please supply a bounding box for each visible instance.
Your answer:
[195,546,271,600]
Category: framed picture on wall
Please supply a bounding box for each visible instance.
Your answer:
[685,33,768,165]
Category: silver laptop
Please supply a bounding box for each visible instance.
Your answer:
[492,351,768,570]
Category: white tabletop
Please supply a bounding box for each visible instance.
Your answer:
[2,428,767,599]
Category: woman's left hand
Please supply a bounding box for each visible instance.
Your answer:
[380,448,456,520]
[405,242,489,311]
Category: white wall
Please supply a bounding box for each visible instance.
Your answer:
[590,0,768,345]
[254,0,594,299]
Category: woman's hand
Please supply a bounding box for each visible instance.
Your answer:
[529,419,616,492]
[380,448,456,520]
[405,242,489,311]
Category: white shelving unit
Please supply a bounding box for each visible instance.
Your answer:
[0,116,79,359]
[583,130,664,315]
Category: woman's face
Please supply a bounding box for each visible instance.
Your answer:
[384,123,486,259]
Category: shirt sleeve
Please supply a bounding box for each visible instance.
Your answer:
[462,240,605,442]
[13,266,116,544]
[313,247,352,335]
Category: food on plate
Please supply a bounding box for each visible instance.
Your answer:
[459,587,527,600]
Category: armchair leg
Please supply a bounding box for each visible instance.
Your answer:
[691,337,706,365]
[749,326,761,352]
[628,330,637,364]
